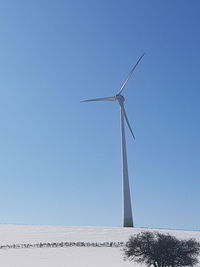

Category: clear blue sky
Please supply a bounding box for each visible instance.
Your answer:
[0,0,199,230]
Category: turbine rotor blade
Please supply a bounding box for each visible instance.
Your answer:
[117,53,145,94]
[80,96,116,103]
[119,101,135,139]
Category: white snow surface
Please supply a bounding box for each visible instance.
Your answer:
[0,224,199,267]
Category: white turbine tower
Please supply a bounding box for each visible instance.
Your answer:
[81,54,145,227]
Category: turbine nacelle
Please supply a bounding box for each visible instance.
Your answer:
[116,94,125,103]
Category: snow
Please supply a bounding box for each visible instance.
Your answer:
[0,247,131,267]
[0,225,199,267]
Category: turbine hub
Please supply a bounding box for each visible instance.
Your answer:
[116,94,125,102]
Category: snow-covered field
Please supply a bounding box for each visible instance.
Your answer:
[0,225,199,267]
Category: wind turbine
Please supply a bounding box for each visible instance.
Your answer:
[81,54,145,227]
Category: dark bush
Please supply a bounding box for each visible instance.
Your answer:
[123,231,200,267]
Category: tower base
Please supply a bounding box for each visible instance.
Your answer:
[123,217,134,227]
